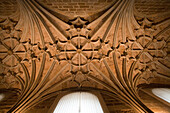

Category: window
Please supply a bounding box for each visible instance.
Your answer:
[152,88,170,103]
[53,92,104,113]
[0,93,5,101]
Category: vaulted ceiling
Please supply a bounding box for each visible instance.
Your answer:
[0,0,170,113]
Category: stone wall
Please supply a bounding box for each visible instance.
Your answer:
[37,0,114,17]
[135,0,170,15]
[0,0,17,16]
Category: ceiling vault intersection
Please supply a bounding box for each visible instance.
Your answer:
[0,0,170,113]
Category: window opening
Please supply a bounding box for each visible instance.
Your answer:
[152,88,170,103]
[53,92,104,113]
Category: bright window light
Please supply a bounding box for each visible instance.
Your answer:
[0,93,5,101]
[152,88,170,103]
[53,92,104,113]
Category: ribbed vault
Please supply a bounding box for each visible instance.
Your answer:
[0,0,170,113]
